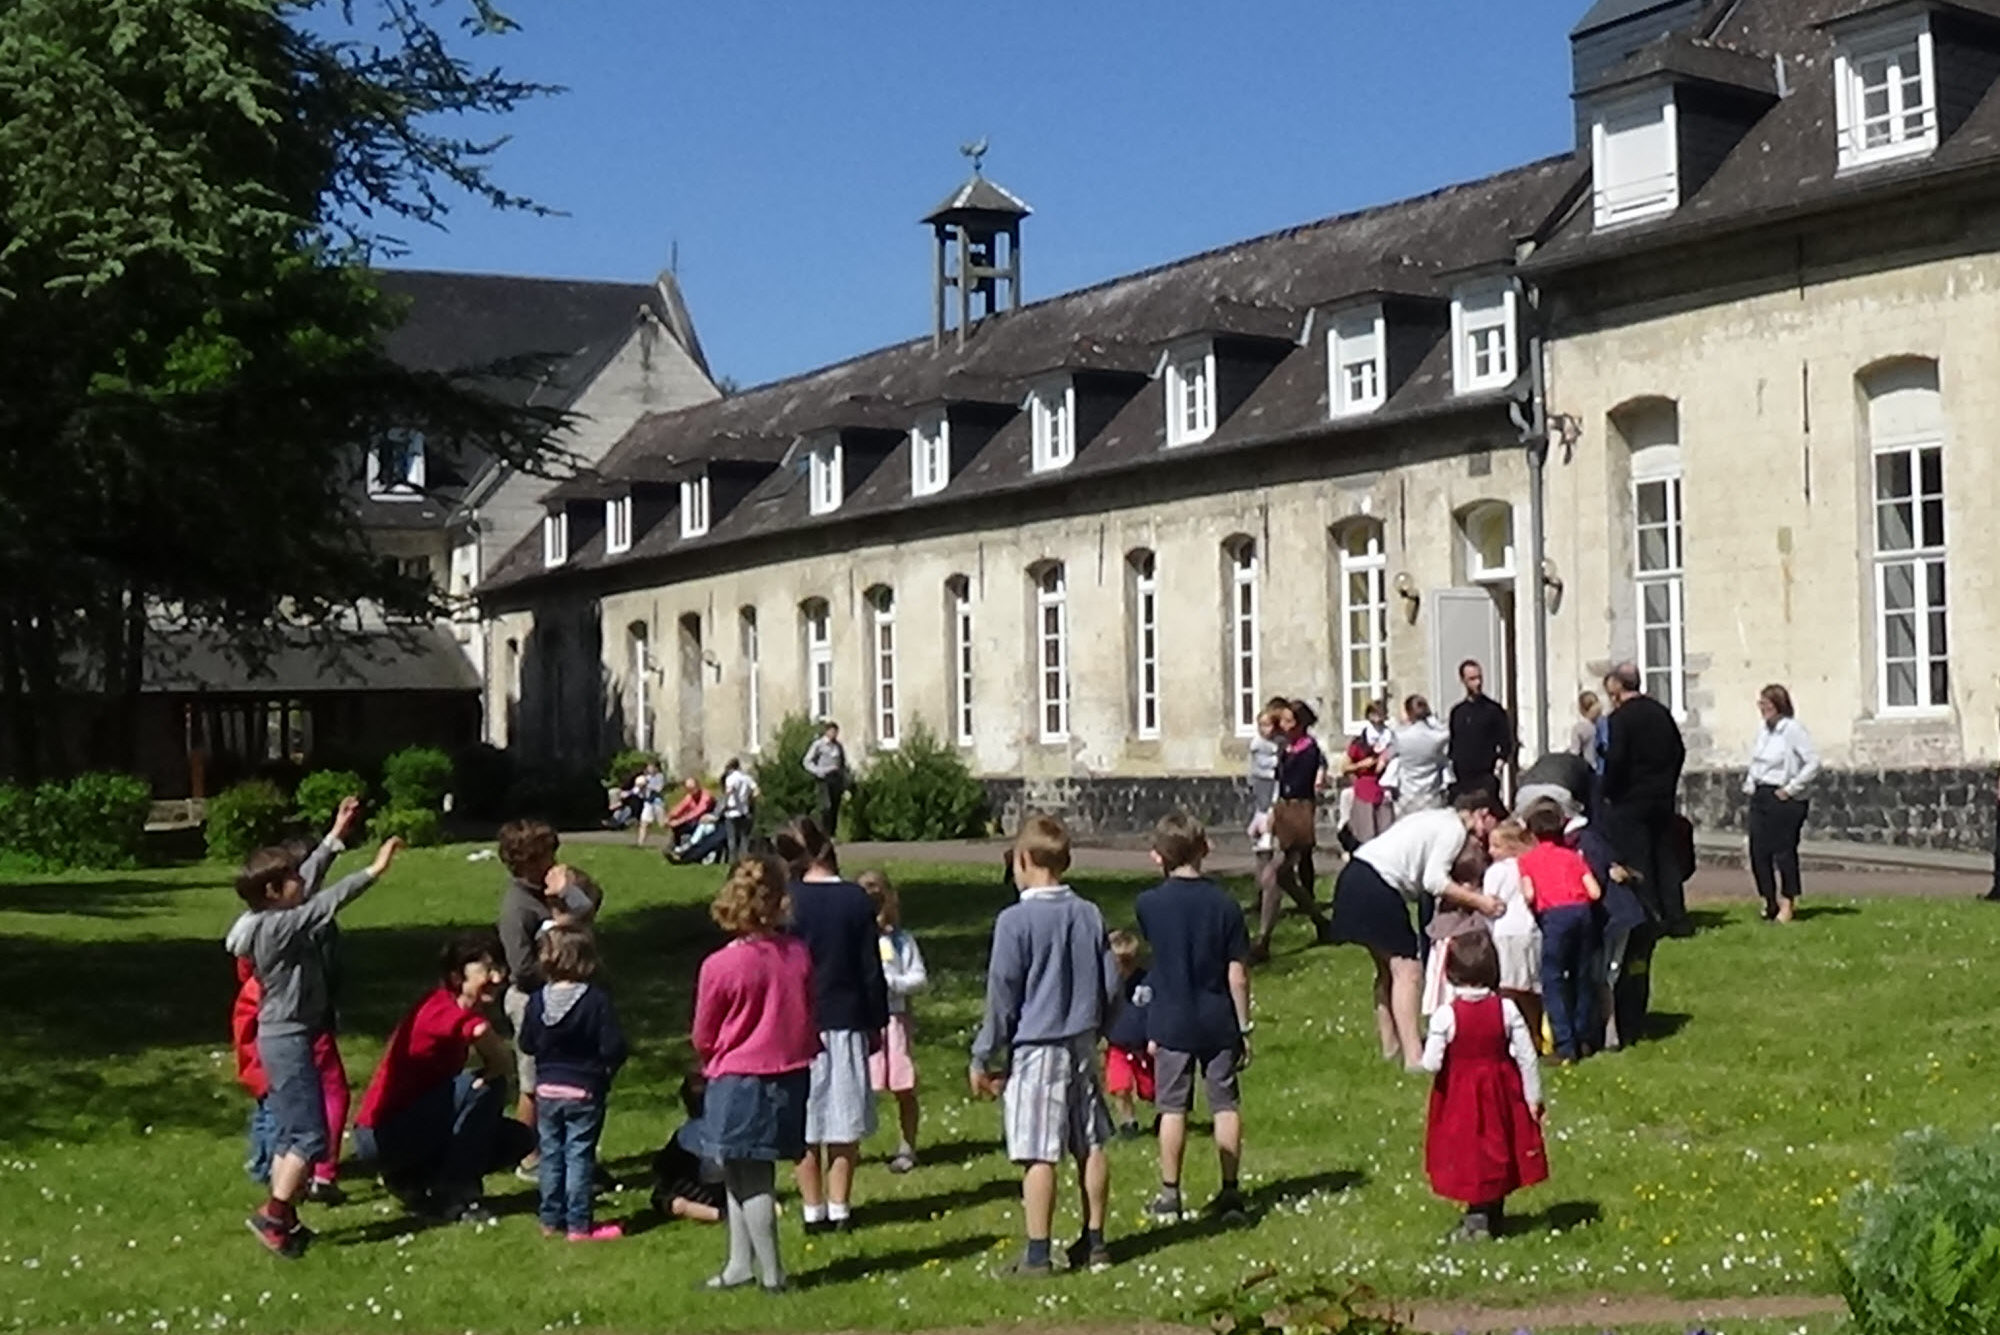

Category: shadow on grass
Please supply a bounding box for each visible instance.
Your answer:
[862,1175,1017,1226]
[1792,904,1861,922]
[0,877,203,918]
[1640,1011,1693,1041]
[323,1187,544,1246]
[1112,1168,1367,1264]
[800,1231,1006,1287]
[1507,1198,1602,1236]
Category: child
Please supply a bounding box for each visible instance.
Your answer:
[538,864,602,936]
[692,854,820,1294]
[519,925,628,1241]
[1102,931,1154,1140]
[1519,800,1603,1063]
[231,964,346,1200]
[859,870,928,1174]
[651,1074,725,1224]
[1420,931,1547,1242]
[970,816,1120,1279]
[226,797,401,1258]
[1247,701,1284,856]
[1483,821,1544,1051]
[1135,813,1254,1224]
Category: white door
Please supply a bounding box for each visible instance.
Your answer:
[1429,587,1506,707]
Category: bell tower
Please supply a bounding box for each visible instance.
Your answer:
[925,141,1031,350]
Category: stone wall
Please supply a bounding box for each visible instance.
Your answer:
[1681,765,1996,853]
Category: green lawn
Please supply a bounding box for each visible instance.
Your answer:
[0,843,1982,1333]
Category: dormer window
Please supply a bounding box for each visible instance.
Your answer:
[1030,380,1076,471]
[1592,90,1679,227]
[910,412,949,497]
[1452,281,1518,394]
[542,511,568,569]
[1329,308,1387,416]
[605,496,633,554]
[680,476,711,538]
[1835,22,1937,170]
[368,432,426,499]
[808,440,844,515]
[1164,346,1216,447]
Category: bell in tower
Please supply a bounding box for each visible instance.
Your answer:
[925,140,1031,350]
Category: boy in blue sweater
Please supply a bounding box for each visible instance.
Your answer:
[971,815,1120,1279]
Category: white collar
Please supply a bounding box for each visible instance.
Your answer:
[1019,883,1073,902]
[1450,985,1494,1000]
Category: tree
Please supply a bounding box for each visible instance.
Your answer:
[0,0,569,778]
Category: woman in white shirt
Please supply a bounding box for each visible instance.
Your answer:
[1743,684,1819,923]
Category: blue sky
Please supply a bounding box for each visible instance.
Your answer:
[392,2,1590,388]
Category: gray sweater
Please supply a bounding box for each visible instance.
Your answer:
[970,887,1120,1071]
[224,839,376,1039]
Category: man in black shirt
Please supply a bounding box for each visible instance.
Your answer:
[1446,660,1513,802]
[1599,662,1689,935]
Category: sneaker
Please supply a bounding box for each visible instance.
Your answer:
[887,1151,917,1175]
[802,1217,834,1236]
[992,1252,1054,1280]
[245,1211,296,1258]
[1449,1212,1492,1244]
[305,1179,347,1207]
[1145,1187,1184,1222]
[828,1214,854,1234]
[566,1223,623,1242]
[1205,1189,1250,1222]
[1064,1236,1112,1273]
[513,1159,540,1183]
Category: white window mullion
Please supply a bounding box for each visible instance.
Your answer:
[1230,541,1260,735]
[1037,566,1070,742]
[1134,555,1160,740]
[805,602,833,722]
[952,582,974,746]
[872,590,898,748]
[1337,525,1388,733]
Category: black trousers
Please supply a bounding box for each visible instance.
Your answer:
[1746,785,1807,913]
[818,776,846,836]
[1601,799,1688,931]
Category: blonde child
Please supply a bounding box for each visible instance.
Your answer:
[1102,931,1154,1138]
[1483,821,1544,1050]
[859,870,928,1174]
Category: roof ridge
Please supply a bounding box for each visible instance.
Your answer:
[375,266,660,293]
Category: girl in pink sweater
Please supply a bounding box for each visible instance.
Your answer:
[691,854,819,1294]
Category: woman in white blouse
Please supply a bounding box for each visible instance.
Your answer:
[1744,683,1819,923]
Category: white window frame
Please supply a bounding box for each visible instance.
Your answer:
[1133,552,1160,740]
[1592,89,1680,227]
[740,607,762,753]
[1036,564,1070,743]
[1030,379,1078,471]
[804,600,834,722]
[629,626,652,753]
[1835,21,1938,171]
[1228,539,1260,736]
[1452,281,1519,394]
[680,475,711,538]
[1872,436,1950,714]
[1164,345,1217,447]
[1329,307,1387,417]
[808,440,844,516]
[911,412,950,497]
[1460,500,1516,584]
[368,432,426,499]
[542,511,568,569]
[605,495,633,555]
[1632,451,1688,719]
[1337,522,1389,734]
[871,587,899,749]
[951,579,974,747]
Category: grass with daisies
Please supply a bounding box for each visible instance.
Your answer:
[0,842,1983,1333]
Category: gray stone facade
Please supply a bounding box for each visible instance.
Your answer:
[1680,766,1997,853]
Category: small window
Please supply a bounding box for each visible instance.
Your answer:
[1329,308,1386,416]
[1592,90,1679,227]
[542,511,568,568]
[1836,23,1937,170]
[680,476,711,538]
[911,412,950,497]
[1460,500,1516,583]
[1031,380,1077,471]
[1165,347,1216,447]
[808,441,844,515]
[605,496,633,555]
[1452,282,1518,394]
[368,432,426,499]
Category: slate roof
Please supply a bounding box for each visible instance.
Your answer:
[481,155,1582,596]
[924,173,1033,223]
[1573,0,1697,37]
[1577,29,1781,97]
[1534,0,2000,270]
[142,626,482,695]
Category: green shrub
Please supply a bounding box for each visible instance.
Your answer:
[848,721,988,842]
[205,780,292,862]
[1836,1126,2000,1334]
[382,746,453,812]
[0,773,152,870]
[371,806,443,847]
[293,769,366,830]
[603,748,659,791]
[752,714,823,835]
[452,743,513,822]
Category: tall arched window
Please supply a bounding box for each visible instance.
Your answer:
[801,598,833,723]
[626,621,652,752]
[739,607,761,753]
[1128,550,1160,739]
[1032,563,1070,743]
[867,586,899,748]
[1224,536,1260,735]
[1616,399,1686,716]
[1334,519,1389,732]
[946,576,974,746]
[1864,359,1948,712]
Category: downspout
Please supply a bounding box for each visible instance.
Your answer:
[1509,318,1552,760]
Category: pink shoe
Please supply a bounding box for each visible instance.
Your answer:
[566,1223,622,1242]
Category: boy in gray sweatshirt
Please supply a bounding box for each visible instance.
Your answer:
[225,796,403,1258]
[970,815,1120,1279]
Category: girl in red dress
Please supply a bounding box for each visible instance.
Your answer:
[1420,931,1547,1240]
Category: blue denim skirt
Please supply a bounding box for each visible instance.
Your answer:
[703,1069,810,1163]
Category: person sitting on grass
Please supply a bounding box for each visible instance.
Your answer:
[970,815,1120,1279]
[1135,812,1254,1225]
[665,775,716,847]
[519,926,628,1242]
[351,933,534,1221]
[651,1074,725,1225]
[1101,931,1154,1140]
[225,798,401,1259]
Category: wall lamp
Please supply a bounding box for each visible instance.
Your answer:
[1392,572,1421,624]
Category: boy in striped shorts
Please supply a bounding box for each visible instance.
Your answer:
[970,816,1121,1279]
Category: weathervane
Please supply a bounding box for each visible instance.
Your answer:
[959,137,989,174]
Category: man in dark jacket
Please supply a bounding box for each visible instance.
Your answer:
[1599,662,1689,936]
[1447,659,1514,802]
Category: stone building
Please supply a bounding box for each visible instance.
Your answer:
[480,0,2000,848]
